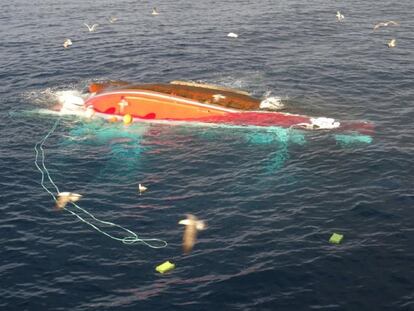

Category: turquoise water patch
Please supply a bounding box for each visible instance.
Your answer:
[67,120,147,145]
[63,120,149,180]
[335,134,373,147]
[246,127,306,171]
[246,127,306,146]
[196,126,307,171]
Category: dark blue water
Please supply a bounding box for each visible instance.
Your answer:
[2,0,414,310]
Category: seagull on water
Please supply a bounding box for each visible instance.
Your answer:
[109,16,118,23]
[336,11,344,21]
[212,93,226,102]
[387,38,396,48]
[138,183,148,195]
[55,192,82,209]
[178,214,206,254]
[227,32,238,38]
[84,23,99,32]
[63,38,72,48]
[152,7,159,15]
[373,21,399,31]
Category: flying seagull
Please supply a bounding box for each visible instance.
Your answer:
[84,23,99,32]
[55,192,82,209]
[336,11,344,21]
[387,38,396,48]
[373,21,399,31]
[63,38,72,48]
[178,214,206,254]
[152,7,159,15]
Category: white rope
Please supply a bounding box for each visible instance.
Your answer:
[34,117,168,249]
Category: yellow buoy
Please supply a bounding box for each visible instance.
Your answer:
[123,114,133,125]
[155,261,175,274]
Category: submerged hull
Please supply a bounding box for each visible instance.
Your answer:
[82,82,374,134]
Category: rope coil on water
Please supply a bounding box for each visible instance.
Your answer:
[34,117,168,249]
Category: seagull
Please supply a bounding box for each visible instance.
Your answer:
[63,38,72,48]
[212,94,226,102]
[178,214,206,254]
[151,7,159,15]
[55,192,82,209]
[336,11,344,21]
[138,183,147,195]
[84,23,99,32]
[387,38,396,48]
[373,21,399,31]
[227,32,238,38]
[109,16,118,23]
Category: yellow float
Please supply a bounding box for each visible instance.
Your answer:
[123,114,133,125]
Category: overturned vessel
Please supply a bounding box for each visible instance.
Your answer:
[62,80,374,134]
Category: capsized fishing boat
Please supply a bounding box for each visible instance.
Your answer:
[60,80,374,134]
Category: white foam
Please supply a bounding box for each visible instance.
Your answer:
[56,90,87,116]
[260,96,284,110]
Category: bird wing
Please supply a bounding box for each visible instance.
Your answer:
[385,21,398,26]
[183,220,197,254]
[69,193,82,202]
[373,23,384,30]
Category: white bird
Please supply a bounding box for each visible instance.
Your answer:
[387,38,396,48]
[336,11,344,21]
[227,32,238,38]
[152,7,159,15]
[109,16,118,23]
[63,38,72,48]
[373,21,399,31]
[178,214,206,254]
[55,192,82,209]
[84,23,99,32]
[138,183,148,195]
[212,93,226,102]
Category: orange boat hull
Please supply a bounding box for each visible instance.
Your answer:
[86,89,234,120]
[83,83,374,134]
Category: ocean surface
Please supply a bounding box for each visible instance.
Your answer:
[1,0,414,310]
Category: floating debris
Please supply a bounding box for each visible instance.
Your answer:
[156,261,175,274]
[123,114,133,125]
[329,233,344,244]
